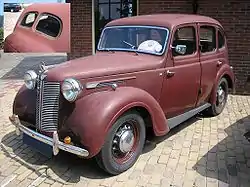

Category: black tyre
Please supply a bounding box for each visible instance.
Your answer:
[206,78,228,116]
[96,111,146,175]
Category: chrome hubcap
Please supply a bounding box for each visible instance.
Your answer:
[119,129,135,153]
[217,86,225,104]
[112,123,135,155]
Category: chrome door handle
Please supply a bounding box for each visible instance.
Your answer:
[217,60,223,66]
[166,70,175,77]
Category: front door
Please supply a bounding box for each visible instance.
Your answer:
[95,0,137,48]
[160,24,201,119]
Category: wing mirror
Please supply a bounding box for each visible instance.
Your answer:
[172,44,187,55]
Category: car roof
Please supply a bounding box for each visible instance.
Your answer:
[22,3,70,18]
[107,14,222,29]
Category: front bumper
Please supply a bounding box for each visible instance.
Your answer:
[9,114,89,157]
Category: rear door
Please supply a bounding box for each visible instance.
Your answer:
[160,23,201,119]
[196,24,219,106]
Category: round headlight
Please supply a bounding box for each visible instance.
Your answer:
[61,78,82,102]
[24,70,37,89]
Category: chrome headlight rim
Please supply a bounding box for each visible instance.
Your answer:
[24,70,37,90]
[61,78,83,102]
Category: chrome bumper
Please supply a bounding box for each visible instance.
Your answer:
[9,114,89,157]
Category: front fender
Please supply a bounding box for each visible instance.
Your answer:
[13,84,36,124]
[210,64,235,104]
[66,86,168,158]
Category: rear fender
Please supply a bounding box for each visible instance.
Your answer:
[66,86,168,158]
[210,64,235,104]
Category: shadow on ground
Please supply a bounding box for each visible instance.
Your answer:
[0,115,201,184]
[1,131,109,184]
[1,54,67,80]
[193,115,250,186]
[4,113,250,185]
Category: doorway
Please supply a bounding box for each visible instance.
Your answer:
[95,0,137,49]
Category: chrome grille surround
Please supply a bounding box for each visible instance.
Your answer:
[36,75,60,132]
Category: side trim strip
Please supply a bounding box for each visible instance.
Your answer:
[86,76,136,89]
[167,103,211,129]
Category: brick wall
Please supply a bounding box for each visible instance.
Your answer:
[196,0,250,94]
[139,0,193,14]
[69,0,92,59]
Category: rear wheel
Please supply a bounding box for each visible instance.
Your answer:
[206,78,228,116]
[96,112,146,175]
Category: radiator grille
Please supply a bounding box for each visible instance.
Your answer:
[36,79,60,132]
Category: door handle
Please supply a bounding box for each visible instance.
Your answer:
[166,70,175,77]
[217,60,223,67]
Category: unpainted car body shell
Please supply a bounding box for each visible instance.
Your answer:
[4,3,70,53]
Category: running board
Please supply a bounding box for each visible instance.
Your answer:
[167,103,211,129]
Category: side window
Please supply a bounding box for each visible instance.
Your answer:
[199,26,216,53]
[172,26,196,57]
[218,30,225,49]
[20,12,38,28]
[36,14,62,38]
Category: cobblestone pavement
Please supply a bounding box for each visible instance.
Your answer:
[0,53,250,187]
[4,11,22,39]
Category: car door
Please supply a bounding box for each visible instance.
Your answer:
[196,24,219,106]
[160,23,201,119]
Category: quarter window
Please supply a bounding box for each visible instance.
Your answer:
[218,30,225,49]
[172,26,197,56]
[20,12,38,28]
[199,26,216,53]
[36,14,62,38]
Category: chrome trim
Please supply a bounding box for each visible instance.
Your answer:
[9,115,89,157]
[39,62,57,74]
[85,82,99,89]
[111,83,118,90]
[86,81,122,89]
[36,79,60,132]
[86,76,136,89]
[97,25,170,56]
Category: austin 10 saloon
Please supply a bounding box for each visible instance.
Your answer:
[4,3,70,53]
[10,14,235,175]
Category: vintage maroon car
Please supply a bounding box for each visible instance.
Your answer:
[10,14,235,175]
[4,3,70,53]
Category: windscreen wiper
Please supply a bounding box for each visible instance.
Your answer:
[122,41,138,55]
[123,41,136,49]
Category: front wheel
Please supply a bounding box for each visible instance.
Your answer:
[206,78,229,116]
[96,112,146,175]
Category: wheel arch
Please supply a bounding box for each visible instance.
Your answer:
[65,87,169,158]
[222,73,233,90]
[111,105,154,133]
[209,64,235,104]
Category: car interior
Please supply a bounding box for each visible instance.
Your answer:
[36,15,61,38]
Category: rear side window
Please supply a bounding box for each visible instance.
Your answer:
[199,26,216,53]
[20,12,38,28]
[218,30,225,49]
[36,14,62,38]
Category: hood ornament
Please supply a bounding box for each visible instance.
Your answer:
[39,61,48,72]
[39,61,57,73]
